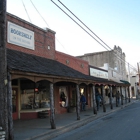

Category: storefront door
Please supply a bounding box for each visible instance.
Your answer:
[12,88,18,120]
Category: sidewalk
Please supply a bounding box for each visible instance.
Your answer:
[14,99,137,140]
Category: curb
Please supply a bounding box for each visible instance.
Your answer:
[27,101,135,140]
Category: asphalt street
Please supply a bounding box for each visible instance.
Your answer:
[52,101,140,140]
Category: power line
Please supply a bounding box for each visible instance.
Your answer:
[57,1,125,63]
[27,0,88,73]
[30,0,49,28]
[29,0,69,55]
[21,0,53,57]
[57,0,137,71]
[21,0,32,23]
[58,0,113,51]
[51,0,110,51]
[52,0,137,72]
[29,0,109,73]
[21,0,137,72]
[28,0,137,73]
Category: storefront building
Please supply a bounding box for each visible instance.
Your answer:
[130,75,139,98]
[77,47,130,104]
[6,12,95,120]
[6,12,130,121]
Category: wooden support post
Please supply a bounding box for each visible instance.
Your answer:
[128,86,131,102]
[50,83,56,129]
[102,85,106,112]
[125,87,127,104]
[92,85,97,114]
[110,86,113,109]
[116,87,118,107]
[120,87,123,105]
[76,84,80,120]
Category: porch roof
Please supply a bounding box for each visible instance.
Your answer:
[7,49,127,86]
[7,49,92,80]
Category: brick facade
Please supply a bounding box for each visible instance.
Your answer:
[6,13,89,75]
[55,51,89,75]
[6,13,92,118]
[6,13,56,60]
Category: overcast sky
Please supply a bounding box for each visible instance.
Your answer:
[7,0,140,71]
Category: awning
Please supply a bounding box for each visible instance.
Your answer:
[7,48,125,86]
[120,80,131,85]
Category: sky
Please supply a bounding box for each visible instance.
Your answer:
[7,0,140,72]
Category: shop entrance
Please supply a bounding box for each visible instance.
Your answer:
[12,88,18,120]
[131,86,135,97]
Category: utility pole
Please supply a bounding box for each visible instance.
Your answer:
[0,0,9,139]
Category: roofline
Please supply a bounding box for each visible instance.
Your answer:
[89,65,108,72]
[6,12,56,34]
[76,50,113,57]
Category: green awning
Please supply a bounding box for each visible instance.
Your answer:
[120,80,131,85]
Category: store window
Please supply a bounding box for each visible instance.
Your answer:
[59,87,68,107]
[21,89,50,110]
[20,81,50,110]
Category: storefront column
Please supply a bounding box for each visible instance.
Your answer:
[102,85,106,112]
[109,86,113,109]
[18,79,21,119]
[116,87,118,107]
[128,86,131,102]
[120,86,123,105]
[92,85,97,114]
[76,84,80,120]
[135,83,138,99]
[50,83,56,129]
[125,87,127,104]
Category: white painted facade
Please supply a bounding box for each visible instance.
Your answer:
[77,46,129,103]
[130,75,139,98]
[77,46,127,82]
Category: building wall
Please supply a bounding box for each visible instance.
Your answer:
[77,46,127,81]
[55,51,89,75]
[77,51,113,68]
[103,64,126,82]
[113,46,126,80]
[130,75,139,97]
[6,13,56,60]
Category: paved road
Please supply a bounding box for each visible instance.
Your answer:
[52,101,140,140]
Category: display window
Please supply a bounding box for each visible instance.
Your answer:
[20,80,50,110]
[21,89,50,110]
[59,87,68,107]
